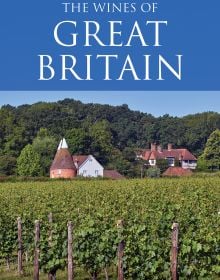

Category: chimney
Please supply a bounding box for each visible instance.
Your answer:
[157,145,162,153]
[151,143,156,151]
[168,143,172,151]
[73,158,79,169]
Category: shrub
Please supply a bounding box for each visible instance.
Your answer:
[146,167,161,178]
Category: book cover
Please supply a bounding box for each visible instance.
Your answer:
[0,1,219,90]
[0,1,219,279]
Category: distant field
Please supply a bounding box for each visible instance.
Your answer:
[0,178,219,279]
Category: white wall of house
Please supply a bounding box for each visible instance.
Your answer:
[149,159,156,166]
[149,158,175,167]
[78,155,104,177]
[181,160,197,169]
[148,158,197,169]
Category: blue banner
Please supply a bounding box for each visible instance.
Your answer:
[0,0,219,90]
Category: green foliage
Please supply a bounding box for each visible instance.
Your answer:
[32,128,57,176]
[130,158,148,178]
[17,144,41,176]
[66,128,89,155]
[197,155,209,172]
[122,147,136,162]
[183,112,220,155]
[39,221,67,275]
[146,167,161,178]
[75,217,117,277]
[156,158,168,173]
[0,155,16,176]
[1,99,220,176]
[0,178,219,278]
[0,214,17,261]
[202,129,220,170]
[89,120,113,164]
[107,148,131,176]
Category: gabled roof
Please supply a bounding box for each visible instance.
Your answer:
[142,148,197,161]
[104,170,125,179]
[72,155,89,168]
[163,167,193,177]
[72,155,104,170]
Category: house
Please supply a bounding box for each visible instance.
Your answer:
[50,138,124,179]
[163,167,193,177]
[137,143,197,169]
[73,155,104,177]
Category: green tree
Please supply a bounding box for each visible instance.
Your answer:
[131,158,148,178]
[32,128,57,176]
[156,158,168,173]
[202,129,220,170]
[1,99,220,177]
[122,147,136,162]
[66,128,90,155]
[17,144,41,176]
[90,120,113,164]
[0,155,16,176]
[197,155,209,172]
[107,148,131,176]
[146,167,161,178]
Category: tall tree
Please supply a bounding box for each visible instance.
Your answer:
[17,144,41,176]
[0,155,16,176]
[32,128,57,176]
[90,120,113,164]
[66,128,90,155]
[1,99,220,176]
[202,129,220,170]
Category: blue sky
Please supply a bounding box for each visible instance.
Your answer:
[0,91,219,117]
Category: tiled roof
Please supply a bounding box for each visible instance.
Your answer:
[104,170,125,179]
[142,148,197,161]
[50,148,76,171]
[163,167,193,177]
[72,155,89,168]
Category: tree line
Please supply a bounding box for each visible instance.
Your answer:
[0,98,220,177]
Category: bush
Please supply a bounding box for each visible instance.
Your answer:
[197,156,209,172]
[156,159,168,173]
[146,167,161,178]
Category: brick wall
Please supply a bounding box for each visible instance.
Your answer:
[50,169,76,179]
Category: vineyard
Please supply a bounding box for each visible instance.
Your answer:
[0,178,219,279]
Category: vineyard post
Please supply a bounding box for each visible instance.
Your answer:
[48,212,53,247]
[117,220,124,280]
[171,223,179,280]
[67,221,74,280]
[48,212,56,280]
[17,217,23,275]
[34,220,40,280]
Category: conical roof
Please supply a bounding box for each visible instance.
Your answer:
[58,138,68,150]
[50,138,76,171]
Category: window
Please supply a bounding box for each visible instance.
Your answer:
[167,158,175,166]
[83,170,87,175]
[95,170,99,175]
